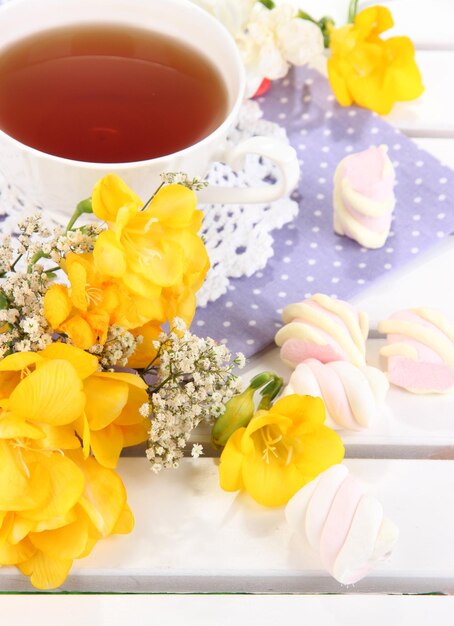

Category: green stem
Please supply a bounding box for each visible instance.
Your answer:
[297,10,334,49]
[258,0,275,9]
[65,198,93,232]
[27,250,49,273]
[141,182,165,211]
[348,0,359,23]
[10,253,23,272]
[297,9,318,25]
[45,266,62,275]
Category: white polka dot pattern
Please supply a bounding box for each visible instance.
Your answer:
[191,66,454,358]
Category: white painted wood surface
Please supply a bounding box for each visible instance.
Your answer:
[1,458,454,593]
[1,595,454,626]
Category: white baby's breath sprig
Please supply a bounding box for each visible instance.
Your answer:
[160,172,209,192]
[144,318,244,473]
[0,268,54,358]
[88,325,141,370]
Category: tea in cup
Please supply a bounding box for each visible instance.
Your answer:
[0,0,299,221]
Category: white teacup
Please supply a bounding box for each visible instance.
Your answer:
[0,0,299,222]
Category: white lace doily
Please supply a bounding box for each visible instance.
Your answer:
[0,100,298,306]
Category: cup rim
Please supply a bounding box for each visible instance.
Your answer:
[0,0,246,170]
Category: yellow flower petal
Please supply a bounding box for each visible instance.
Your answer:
[140,239,184,287]
[8,515,36,545]
[241,451,303,507]
[126,322,161,369]
[293,426,345,476]
[92,174,142,222]
[39,342,99,379]
[67,257,89,311]
[0,536,35,566]
[355,5,394,36]
[115,385,149,426]
[269,394,326,428]
[121,420,149,447]
[0,512,14,549]
[219,428,245,493]
[111,503,134,534]
[10,360,85,426]
[90,423,124,469]
[0,352,42,372]
[17,550,73,590]
[60,315,95,350]
[74,454,127,536]
[0,414,44,440]
[84,377,129,431]
[75,412,91,459]
[29,516,88,561]
[148,184,197,228]
[0,442,50,512]
[44,283,73,328]
[93,230,127,277]
[33,509,77,533]
[24,453,85,521]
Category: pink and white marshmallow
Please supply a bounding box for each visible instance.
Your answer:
[275,294,369,369]
[378,308,454,394]
[285,464,398,585]
[283,359,389,430]
[333,145,396,249]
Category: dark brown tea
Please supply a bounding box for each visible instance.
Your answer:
[0,24,228,162]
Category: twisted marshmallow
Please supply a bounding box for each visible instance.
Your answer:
[275,294,369,369]
[285,464,398,585]
[333,145,396,249]
[284,359,389,430]
[378,308,454,393]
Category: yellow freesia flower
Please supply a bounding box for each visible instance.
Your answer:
[43,252,122,349]
[328,6,424,115]
[0,448,133,590]
[92,175,210,326]
[219,394,344,507]
[0,343,149,468]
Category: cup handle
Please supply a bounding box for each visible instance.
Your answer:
[196,136,300,205]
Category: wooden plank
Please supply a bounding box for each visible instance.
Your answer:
[379,0,454,50]
[384,52,454,136]
[414,138,454,168]
[298,1,454,50]
[1,595,454,626]
[1,458,453,593]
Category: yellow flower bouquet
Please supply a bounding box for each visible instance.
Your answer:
[0,172,345,590]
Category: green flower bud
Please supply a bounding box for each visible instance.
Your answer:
[0,291,8,309]
[211,386,256,449]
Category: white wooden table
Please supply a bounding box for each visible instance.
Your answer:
[1,0,454,623]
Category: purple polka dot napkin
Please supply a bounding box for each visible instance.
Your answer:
[194,66,454,358]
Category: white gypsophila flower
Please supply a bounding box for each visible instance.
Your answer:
[191,443,204,459]
[160,172,209,191]
[0,269,55,358]
[139,403,151,418]
[145,319,244,472]
[88,325,139,369]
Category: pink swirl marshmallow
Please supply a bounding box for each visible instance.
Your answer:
[333,145,396,249]
[275,294,369,369]
[285,465,398,585]
[378,308,454,394]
